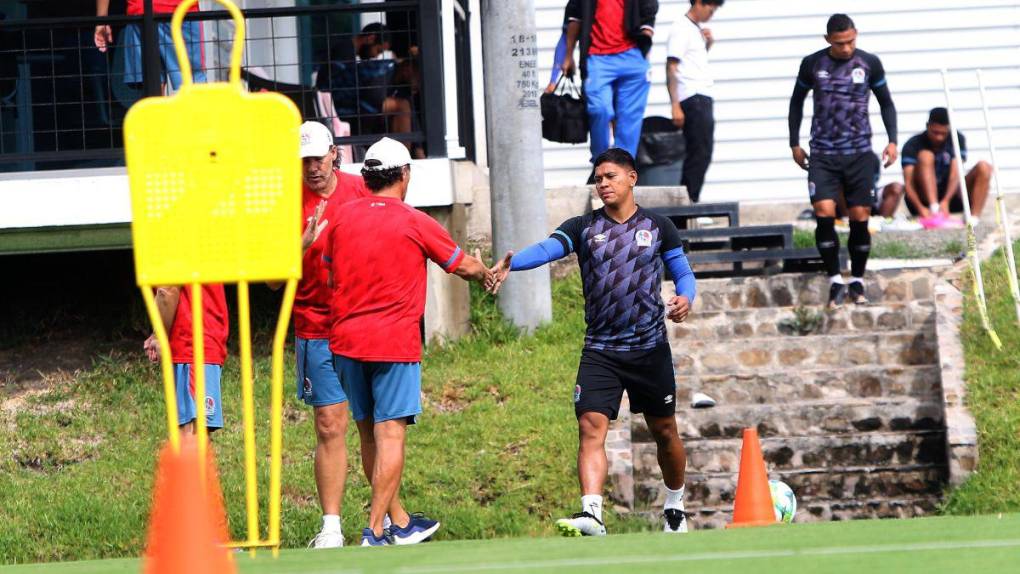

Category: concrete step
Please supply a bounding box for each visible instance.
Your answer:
[633,397,944,440]
[633,495,943,530]
[674,330,939,376]
[634,431,947,477]
[688,269,936,313]
[674,365,942,405]
[674,301,936,341]
[634,464,945,509]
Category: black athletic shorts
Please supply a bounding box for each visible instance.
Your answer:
[904,180,964,216]
[574,343,677,420]
[808,151,878,207]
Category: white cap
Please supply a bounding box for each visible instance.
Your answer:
[363,137,412,171]
[299,121,334,158]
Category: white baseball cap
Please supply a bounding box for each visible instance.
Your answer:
[363,137,412,171]
[299,121,334,158]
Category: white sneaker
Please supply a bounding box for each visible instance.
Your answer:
[555,512,606,537]
[308,528,344,549]
[690,392,716,409]
[663,508,690,533]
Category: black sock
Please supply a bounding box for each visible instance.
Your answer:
[814,216,841,277]
[848,220,871,278]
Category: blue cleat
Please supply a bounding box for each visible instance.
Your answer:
[360,527,393,547]
[390,513,441,545]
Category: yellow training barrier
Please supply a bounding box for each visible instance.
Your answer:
[125,0,301,557]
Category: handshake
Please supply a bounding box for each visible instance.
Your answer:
[474,250,514,295]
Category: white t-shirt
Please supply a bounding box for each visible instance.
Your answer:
[666,16,713,101]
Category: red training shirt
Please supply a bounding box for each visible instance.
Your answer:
[294,170,369,339]
[169,284,229,365]
[324,195,465,363]
[588,0,636,55]
[127,1,199,15]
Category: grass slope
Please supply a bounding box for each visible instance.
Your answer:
[943,241,1020,514]
[3,514,1019,574]
[0,274,647,565]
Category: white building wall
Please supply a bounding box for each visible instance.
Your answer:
[533,0,1020,203]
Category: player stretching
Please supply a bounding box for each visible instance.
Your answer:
[491,148,696,535]
[788,13,897,308]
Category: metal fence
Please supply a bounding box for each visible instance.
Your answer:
[0,1,445,173]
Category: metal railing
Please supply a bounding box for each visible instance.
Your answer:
[0,1,446,173]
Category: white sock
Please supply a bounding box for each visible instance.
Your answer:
[930,203,940,214]
[322,514,341,533]
[829,275,845,285]
[581,494,604,522]
[383,514,393,529]
[664,484,685,510]
[848,277,863,285]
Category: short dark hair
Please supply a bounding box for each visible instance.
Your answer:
[361,165,406,192]
[690,0,725,5]
[593,148,637,172]
[826,13,855,35]
[928,107,950,126]
[360,23,390,44]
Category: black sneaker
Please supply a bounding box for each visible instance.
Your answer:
[847,281,868,305]
[827,282,847,310]
[663,508,690,533]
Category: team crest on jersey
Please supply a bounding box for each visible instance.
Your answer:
[205,396,216,416]
[574,385,581,403]
[635,229,653,247]
[592,233,607,244]
[303,378,313,398]
[851,67,866,84]
[817,70,829,80]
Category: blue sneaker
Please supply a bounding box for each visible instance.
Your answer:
[390,513,441,545]
[360,527,393,547]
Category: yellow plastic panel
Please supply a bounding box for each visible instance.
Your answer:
[125,84,302,285]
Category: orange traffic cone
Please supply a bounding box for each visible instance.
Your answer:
[727,427,777,528]
[143,436,236,574]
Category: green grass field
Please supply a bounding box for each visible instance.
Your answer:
[3,514,1018,574]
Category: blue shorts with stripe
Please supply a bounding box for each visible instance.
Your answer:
[174,363,223,430]
[332,355,421,424]
[296,337,347,407]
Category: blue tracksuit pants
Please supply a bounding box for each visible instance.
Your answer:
[584,48,651,161]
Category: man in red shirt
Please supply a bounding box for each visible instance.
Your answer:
[143,285,229,432]
[562,0,659,164]
[95,0,207,90]
[324,137,493,546]
[290,121,376,548]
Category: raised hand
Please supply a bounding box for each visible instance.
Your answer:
[882,142,898,168]
[487,251,513,295]
[666,295,691,324]
[301,200,329,251]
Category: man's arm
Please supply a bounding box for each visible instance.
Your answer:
[562,19,581,77]
[662,247,696,323]
[870,56,898,167]
[789,56,813,170]
[154,286,181,333]
[95,0,113,52]
[900,165,928,217]
[452,251,493,285]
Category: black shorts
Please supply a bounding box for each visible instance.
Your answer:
[574,343,677,420]
[808,151,878,207]
[904,181,964,216]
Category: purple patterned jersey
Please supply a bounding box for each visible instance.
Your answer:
[797,48,887,156]
[555,208,684,352]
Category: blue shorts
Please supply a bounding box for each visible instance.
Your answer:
[174,363,223,430]
[332,355,421,424]
[122,20,207,89]
[296,338,347,407]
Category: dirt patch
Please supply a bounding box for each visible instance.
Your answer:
[11,434,104,472]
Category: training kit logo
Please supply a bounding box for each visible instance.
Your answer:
[664,394,674,405]
[574,385,581,403]
[205,396,216,416]
[303,378,313,398]
[852,67,865,84]
[635,229,653,247]
[592,233,607,245]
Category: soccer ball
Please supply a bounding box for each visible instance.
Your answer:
[769,480,796,523]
